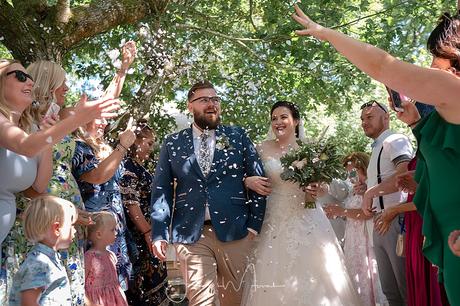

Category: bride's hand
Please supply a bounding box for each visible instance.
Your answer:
[244,176,272,196]
[291,4,328,41]
[304,182,327,198]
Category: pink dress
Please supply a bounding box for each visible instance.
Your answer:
[85,249,128,306]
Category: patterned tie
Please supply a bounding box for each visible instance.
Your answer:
[198,130,211,176]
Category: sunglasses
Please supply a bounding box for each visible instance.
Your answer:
[6,70,34,82]
[360,100,387,113]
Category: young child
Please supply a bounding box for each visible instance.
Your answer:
[9,195,77,306]
[85,211,128,306]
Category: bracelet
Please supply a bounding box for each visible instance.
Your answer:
[117,68,128,75]
[115,144,127,155]
[142,229,151,235]
[118,143,128,151]
[407,118,421,128]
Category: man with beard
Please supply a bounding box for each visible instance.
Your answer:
[150,80,266,306]
[359,100,413,306]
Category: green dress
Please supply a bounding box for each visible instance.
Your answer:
[413,111,460,305]
[1,135,86,306]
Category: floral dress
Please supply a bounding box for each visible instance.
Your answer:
[1,136,86,306]
[72,140,132,291]
[120,158,168,305]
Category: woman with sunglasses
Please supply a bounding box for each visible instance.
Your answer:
[0,59,119,301]
[1,42,136,306]
[292,5,460,304]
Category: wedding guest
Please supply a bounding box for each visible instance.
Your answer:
[0,59,119,294]
[72,117,136,291]
[324,152,386,306]
[120,119,168,306]
[361,100,414,306]
[8,195,77,306]
[292,5,460,304]
[0,59,119,243]
[85,212,128,306]
[375,101,449,306]
[2,41,136,306]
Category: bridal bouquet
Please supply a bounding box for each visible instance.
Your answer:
[280,137,344,208]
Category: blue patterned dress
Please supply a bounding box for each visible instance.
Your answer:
[71,140,132,291]
[120,158,168,305]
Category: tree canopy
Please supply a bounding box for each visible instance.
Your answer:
[0,0,455,155]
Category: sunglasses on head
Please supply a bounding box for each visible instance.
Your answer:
[6,70,34,82]
[360,100,387,113]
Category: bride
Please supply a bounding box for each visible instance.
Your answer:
[242,101,361,306]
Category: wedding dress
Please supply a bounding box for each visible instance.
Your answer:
[241,157,362,306]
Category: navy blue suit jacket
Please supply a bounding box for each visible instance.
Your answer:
[150,125,266,243]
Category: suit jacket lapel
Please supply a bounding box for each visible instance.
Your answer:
[184,127,205,179]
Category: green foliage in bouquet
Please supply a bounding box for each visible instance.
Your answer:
[279,139,345,188]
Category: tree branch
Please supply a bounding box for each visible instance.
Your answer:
[61,0,169,50]
[56,0,71,24]
[176,24,265,42]
[248,0,258,31]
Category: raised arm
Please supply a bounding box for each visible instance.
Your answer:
[103,41,136,99]
[79,119,136,185]
[0,96,119,157]
[292,4,460,120]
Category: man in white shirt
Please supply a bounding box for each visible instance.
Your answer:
[360,100,413,306]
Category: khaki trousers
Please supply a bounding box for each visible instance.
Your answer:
[175,225,253,306]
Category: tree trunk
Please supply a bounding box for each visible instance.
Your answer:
[0,0,169,64]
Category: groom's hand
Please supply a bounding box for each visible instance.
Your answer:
[152,240,168,261]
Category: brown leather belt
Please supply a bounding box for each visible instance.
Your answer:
[204,220,212,226]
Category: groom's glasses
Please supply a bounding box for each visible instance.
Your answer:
[360,100,387,113]
[190,96,221,105]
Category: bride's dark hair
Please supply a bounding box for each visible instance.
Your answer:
[270,100,301,137]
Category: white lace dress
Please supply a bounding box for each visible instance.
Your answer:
[242,157,362,306]
[343,192,387,306]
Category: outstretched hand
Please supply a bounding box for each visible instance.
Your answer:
[291,4,328,41]
[74,94,121,123]
[121,41,137,71]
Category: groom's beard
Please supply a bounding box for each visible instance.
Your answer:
[193,111,221,130]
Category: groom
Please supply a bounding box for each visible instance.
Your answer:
[150,80,267,306]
